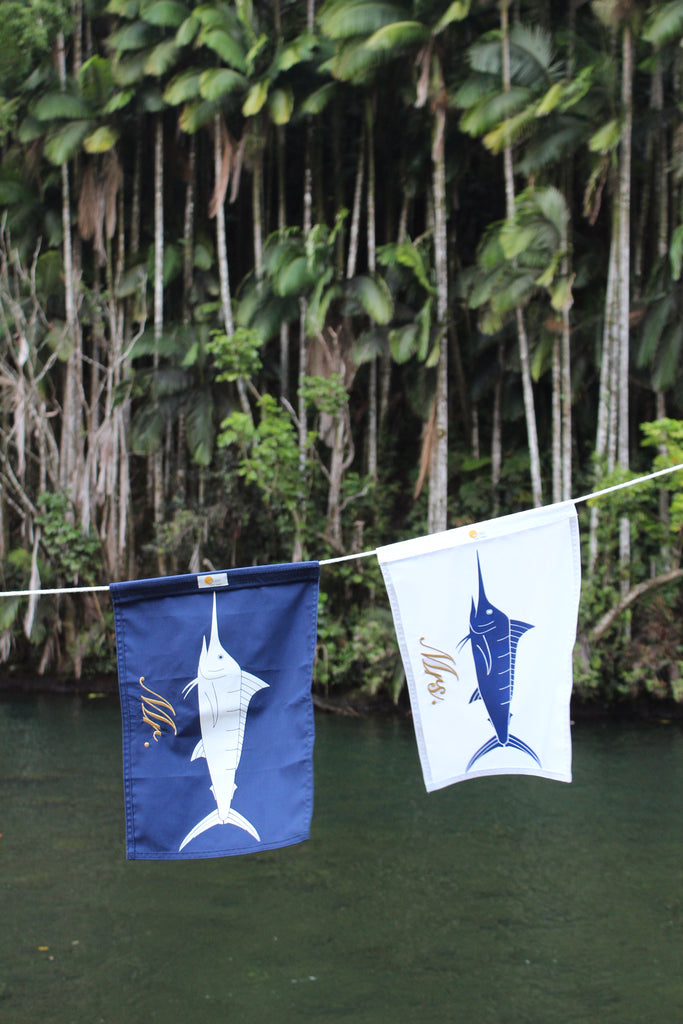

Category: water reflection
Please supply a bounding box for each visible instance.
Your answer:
[0,696,681,1023]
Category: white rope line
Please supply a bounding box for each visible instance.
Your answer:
[572,461,683,504]
[0,585,111,597]
[1,463,681,594]
[318,461,683,566]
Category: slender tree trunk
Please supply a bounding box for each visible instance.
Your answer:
[277,124,290,399]
[56,31,81,496]
[365,97,378,483]
[653,52,671,569]
[552,336,562,503]
[501,1,542,507]
[213,115,250,417]
[560,215,572,501]
[131,123,142,258]
[153,115,164,571]
[182,134,196,326]
[589,227,619,573]
[428,95,448,534]
[252,127,264,284]
[293,121,314,563]
[618,25,633,609]
[346,126,365,279]
[178,134,196,506]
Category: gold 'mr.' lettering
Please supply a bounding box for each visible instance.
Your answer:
[419,638,458,702]
[139,676,178,742]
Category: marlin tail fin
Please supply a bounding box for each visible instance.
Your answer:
[466,733,541,772]
[179,807,261,852]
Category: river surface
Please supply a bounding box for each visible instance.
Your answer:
[1,694,682,1024]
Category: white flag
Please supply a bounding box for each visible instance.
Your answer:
[377,503,581,790]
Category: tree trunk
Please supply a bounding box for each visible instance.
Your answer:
[366,97,378,483]
[153,115,164,572]
[617,24,633,609]
[213,115,250,417]
[56,31,81,497]
[501,1,542,507]
[427,95,449,535]
[277,124,290,399]
[552,336,561,503]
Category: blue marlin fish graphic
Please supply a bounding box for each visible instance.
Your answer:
[458,554,541,772]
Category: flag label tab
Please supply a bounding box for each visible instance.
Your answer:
[197,571,228,589]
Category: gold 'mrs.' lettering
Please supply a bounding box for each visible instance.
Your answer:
[419,638,458,703]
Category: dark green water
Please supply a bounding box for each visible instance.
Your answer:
[1,695,682,1024]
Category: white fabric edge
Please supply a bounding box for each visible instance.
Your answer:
[376,500,577,565]
[425,768,573,792]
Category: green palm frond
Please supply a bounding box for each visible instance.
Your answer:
[197,27,248,72]
[323,38,394,82]
[453,72,496,110]
[106,0,141,14]
[516,120,585,175]
[274,33,320,73]
[268,87,294,125]
[434,0,471,32]
[300,82,337,115]
[242,80,269,117]
[142,1,190,28]
[108,20,157,52]
[32,91,91,122]
[79,55,115,107]
[176,12,200,45]
[588,118,622,155]
[466,31,505,75]
[365,21,430,52]
[112,51,149,86]
[508,24,560,87]
[483,104,538,153]
[44,120,92,164]
[178,97,221,133]
[318,0,406,41]
[164,69,202,104]
[185,395,215,466]
[144,39,181,76]
[273,255,315,296]
[643,1,683,45]
[83,125,119,153]
[467,24,558,88]
[460,86,533,138]
[345,275,394,324]
[653,321,683,391]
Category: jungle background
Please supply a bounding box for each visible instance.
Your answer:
[2,0,683,707]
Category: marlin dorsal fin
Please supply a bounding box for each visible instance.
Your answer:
[509,619,533,694]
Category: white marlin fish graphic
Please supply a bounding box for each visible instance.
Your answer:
[179,594,268,852]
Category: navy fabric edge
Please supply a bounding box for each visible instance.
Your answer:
[126,830,311,861]
[110,561,320,604]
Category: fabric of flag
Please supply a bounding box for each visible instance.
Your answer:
[110,561,320,860]
[377,503,581,790]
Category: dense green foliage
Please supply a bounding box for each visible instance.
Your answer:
[2,0,683,703]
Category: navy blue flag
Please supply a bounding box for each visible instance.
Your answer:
[110,562,319,860]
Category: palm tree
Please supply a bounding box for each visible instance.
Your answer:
[320,0,473,532]
[457,14,572,506]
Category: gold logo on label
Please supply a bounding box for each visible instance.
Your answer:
[419,638,458,703]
